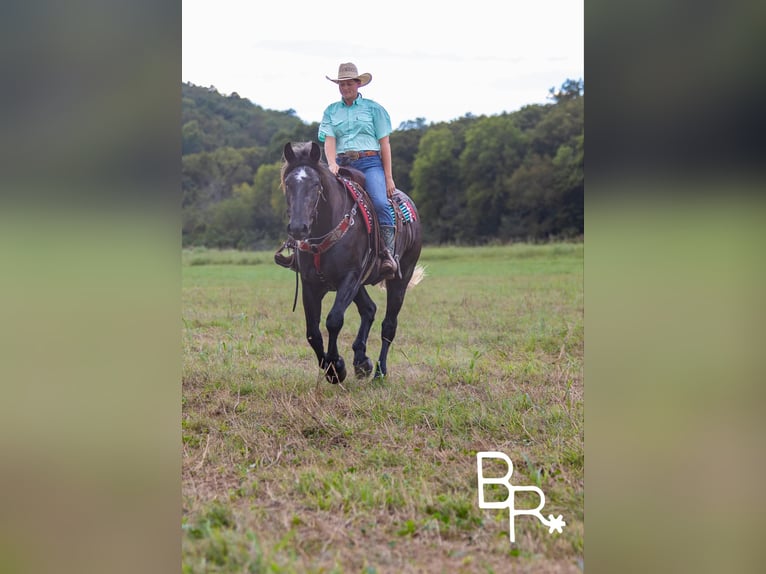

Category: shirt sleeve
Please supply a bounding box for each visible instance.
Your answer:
[371,102,392,140]
[318,105,335,143]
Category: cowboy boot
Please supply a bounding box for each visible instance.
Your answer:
[380,225,398,279]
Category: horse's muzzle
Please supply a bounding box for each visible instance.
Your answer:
[288,222,310,240]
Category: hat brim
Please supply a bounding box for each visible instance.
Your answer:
[326,72,372,87]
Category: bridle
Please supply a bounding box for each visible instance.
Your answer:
[285,166,358,276]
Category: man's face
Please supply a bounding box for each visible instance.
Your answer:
[338,79,360,102]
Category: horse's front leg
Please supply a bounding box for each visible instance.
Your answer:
[352,286,376,378]
[323,274,361,384]
[302,282,328,373]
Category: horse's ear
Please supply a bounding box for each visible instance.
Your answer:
[283,142,296,163]
[310,142,321,163]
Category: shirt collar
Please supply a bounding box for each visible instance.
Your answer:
[341,94,363,107]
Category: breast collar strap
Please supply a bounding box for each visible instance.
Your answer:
[295,205,357,273]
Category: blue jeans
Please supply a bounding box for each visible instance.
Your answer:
[337,154,394,227]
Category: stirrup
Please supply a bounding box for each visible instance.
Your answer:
[380,251,397,279]
[274,252,295,269]
[274,242,297,270]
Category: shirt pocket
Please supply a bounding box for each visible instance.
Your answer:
[355,109,374,124]
[328,116,346,138]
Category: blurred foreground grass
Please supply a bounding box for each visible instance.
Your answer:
[0,209,180,574]
[586,185,765,574]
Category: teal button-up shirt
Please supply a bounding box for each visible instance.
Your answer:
[318,95,392,152]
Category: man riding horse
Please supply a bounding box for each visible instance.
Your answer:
[276,62,398,278]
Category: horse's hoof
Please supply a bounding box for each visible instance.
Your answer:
[325,358,347,384]
[373,362,386,379]
[354,358,374,378]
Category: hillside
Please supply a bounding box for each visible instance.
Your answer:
[181,79,583,248]
[182,82,317,155]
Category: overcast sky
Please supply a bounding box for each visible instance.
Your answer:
[182,0,583,127]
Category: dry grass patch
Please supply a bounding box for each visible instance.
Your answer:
[182,244,583,573]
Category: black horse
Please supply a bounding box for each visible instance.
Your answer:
[278,141,423,383]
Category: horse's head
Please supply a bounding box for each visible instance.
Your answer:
[282,141,325,240]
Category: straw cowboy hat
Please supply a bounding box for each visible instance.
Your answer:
[326,62,372,87]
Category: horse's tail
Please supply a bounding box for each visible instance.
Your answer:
[409,264,426,288]
[378,264,426,291]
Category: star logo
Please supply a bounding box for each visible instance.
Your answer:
[547,514,566,534]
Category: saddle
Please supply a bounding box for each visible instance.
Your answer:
[337,176,385,282]
[337,166,366,188]
[333,177,417,282]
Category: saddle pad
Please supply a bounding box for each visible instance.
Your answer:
[341,179,373,233]
[388,195,417,224]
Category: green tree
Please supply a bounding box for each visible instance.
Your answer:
[550,134,584,237]
[182,120,206,155]
[548,78,584,103]
[503,154,557,239]
[390,122,427,193]
[267,122,321,164]
[528,97,584,159]
[252,162,285,244]
[410,126,469,243]
[460,114,526,239]
[502,137,583,241]
[513,104,547,132]
[200,162,287,250]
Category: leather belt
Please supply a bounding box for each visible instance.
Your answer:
[337,150,379,161]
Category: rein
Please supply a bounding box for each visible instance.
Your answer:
[292,267,299,312]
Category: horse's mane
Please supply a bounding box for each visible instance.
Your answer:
[280,142,336,194]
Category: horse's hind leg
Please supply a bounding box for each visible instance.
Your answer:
[352,286,376,378]
[374,278,408,379]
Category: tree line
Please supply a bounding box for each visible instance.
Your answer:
[182,79,583,249]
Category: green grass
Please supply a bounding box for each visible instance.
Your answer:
[182,243,583,573]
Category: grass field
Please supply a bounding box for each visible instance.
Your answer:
[182,243,584,573]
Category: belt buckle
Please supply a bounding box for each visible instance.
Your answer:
[348,151,360,161]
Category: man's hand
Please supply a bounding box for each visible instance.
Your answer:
[386,176,396,197]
